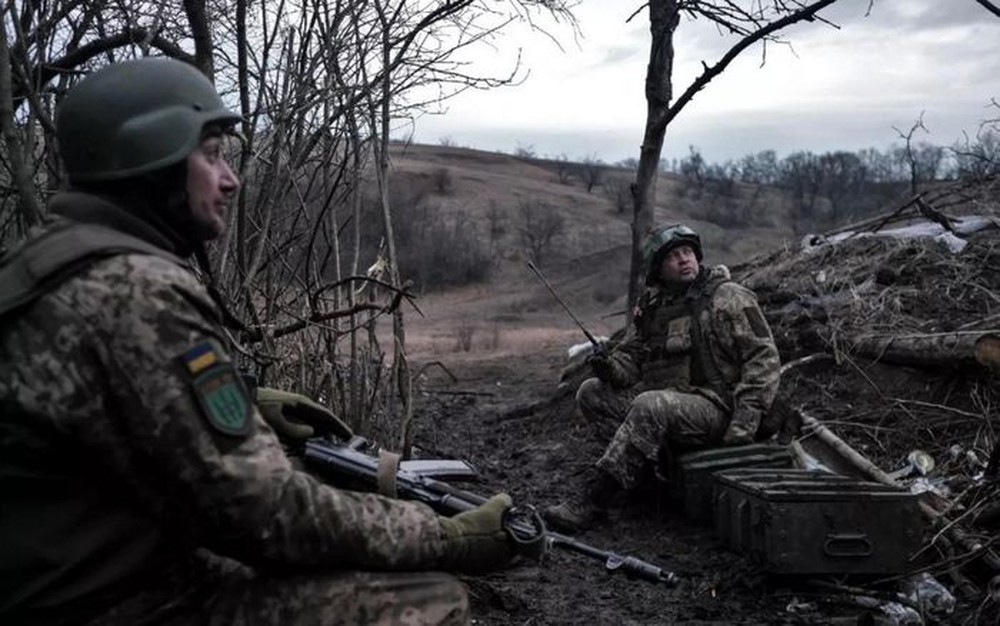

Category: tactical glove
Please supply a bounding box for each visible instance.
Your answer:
[721,423,754,446]
[256,387,353,442]
[587,352,616,383]
[438,493,517,573]
[721,408,758,446]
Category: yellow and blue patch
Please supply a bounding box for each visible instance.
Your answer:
[182,341,219,374]
[178,340,253,437]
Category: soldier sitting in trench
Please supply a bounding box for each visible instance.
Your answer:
[544,224,782,532]
[0,57,524,626]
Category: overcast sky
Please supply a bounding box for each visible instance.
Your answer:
[405,0,1000,165]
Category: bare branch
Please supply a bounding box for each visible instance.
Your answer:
[974,0,1000,19]
[12,27,193,106]
[0,13,43,233]
[665,0,838,127]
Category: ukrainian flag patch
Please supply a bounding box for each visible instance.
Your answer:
[178,340,253,437]
[183,341,219,374]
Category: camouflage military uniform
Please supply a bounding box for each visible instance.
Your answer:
[578,265,780,489]
[0,194,468,625]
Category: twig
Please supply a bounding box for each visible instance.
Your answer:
[421,389,496,398]
[872,535,1000,585]
[415,361,459,383]
[957,312,1000,331]
[889,398,984,420]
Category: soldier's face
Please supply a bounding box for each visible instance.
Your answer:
[186,135,240,240]
[659,245,699,283]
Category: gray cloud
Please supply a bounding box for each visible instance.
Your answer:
[598,45,641,67]
[410,0,1000,166]
[866,0,995,30]
[677,0,999,63]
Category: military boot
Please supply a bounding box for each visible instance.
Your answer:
[542,467,620,534]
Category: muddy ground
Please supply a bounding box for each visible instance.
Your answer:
[390,218,1000,625]
[407,350,926,626]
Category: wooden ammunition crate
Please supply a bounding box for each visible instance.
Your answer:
[712,468,924,575]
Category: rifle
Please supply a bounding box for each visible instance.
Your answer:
[302,438,677,585]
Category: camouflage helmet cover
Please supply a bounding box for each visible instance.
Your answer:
[642,223,702,283]
[56,57,240,183]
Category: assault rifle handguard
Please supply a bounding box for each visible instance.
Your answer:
[302,439,678,585]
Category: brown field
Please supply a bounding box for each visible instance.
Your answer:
[387,141,799,369]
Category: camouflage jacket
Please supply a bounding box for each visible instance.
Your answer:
[0,193,450,622]
[604,265,780,421]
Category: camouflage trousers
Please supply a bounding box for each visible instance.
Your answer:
[576,378,729,490]
[88,554,469,626]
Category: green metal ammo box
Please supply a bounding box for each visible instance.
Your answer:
[669,444,794,523]
[712,468,924,575]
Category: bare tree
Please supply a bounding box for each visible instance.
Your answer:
[603,173,633,214]
[517,199,565,267]
[0,21,42,237]
[578,155,605,192]
[626,0,840,311]
[486,201,508,259]
[553,153,574,184]
[893,113,932,195]
[0,0,577,441]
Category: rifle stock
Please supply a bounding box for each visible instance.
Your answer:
[302,439,677,585]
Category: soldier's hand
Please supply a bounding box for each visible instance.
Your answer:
[721,423,754,446]
[256,388,353,442]
[721,408,758,446]
[587,352,615,382]
[438,494,516,573]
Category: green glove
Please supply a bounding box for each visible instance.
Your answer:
[587,352,615,382]
[438,493,516,574]
[256,387,353,442]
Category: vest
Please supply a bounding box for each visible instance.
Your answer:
[636,273,731,407]
[0,220,186,318]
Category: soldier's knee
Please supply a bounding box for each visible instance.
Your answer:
[575,377,604,411]
[631,390,682,416]
[395,572,469,626]
[433,575,470,626]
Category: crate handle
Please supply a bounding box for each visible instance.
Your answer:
[823,533,872,558]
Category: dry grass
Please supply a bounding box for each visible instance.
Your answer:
[381,142,802,372]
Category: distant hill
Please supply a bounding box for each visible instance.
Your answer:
[389,142,799,275]
[384,142,802,361]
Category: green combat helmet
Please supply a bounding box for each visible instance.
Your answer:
[56,57,240,183]
[642,223,702,284]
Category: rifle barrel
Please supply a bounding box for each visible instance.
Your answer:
[302,440,677,585]
[548,533,677,585]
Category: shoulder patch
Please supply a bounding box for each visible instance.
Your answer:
[743,306,771,339]
[179,340,253,437]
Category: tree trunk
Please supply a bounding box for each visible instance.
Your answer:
[183,0,215,78]
[848,331,1000,370]
[629,0,680,314]
[627,0,838,313]
[0,22,43,235]
[372,0,414,458]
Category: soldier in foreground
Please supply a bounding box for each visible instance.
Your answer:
[0,58,519,625]
[545,224,781,532]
